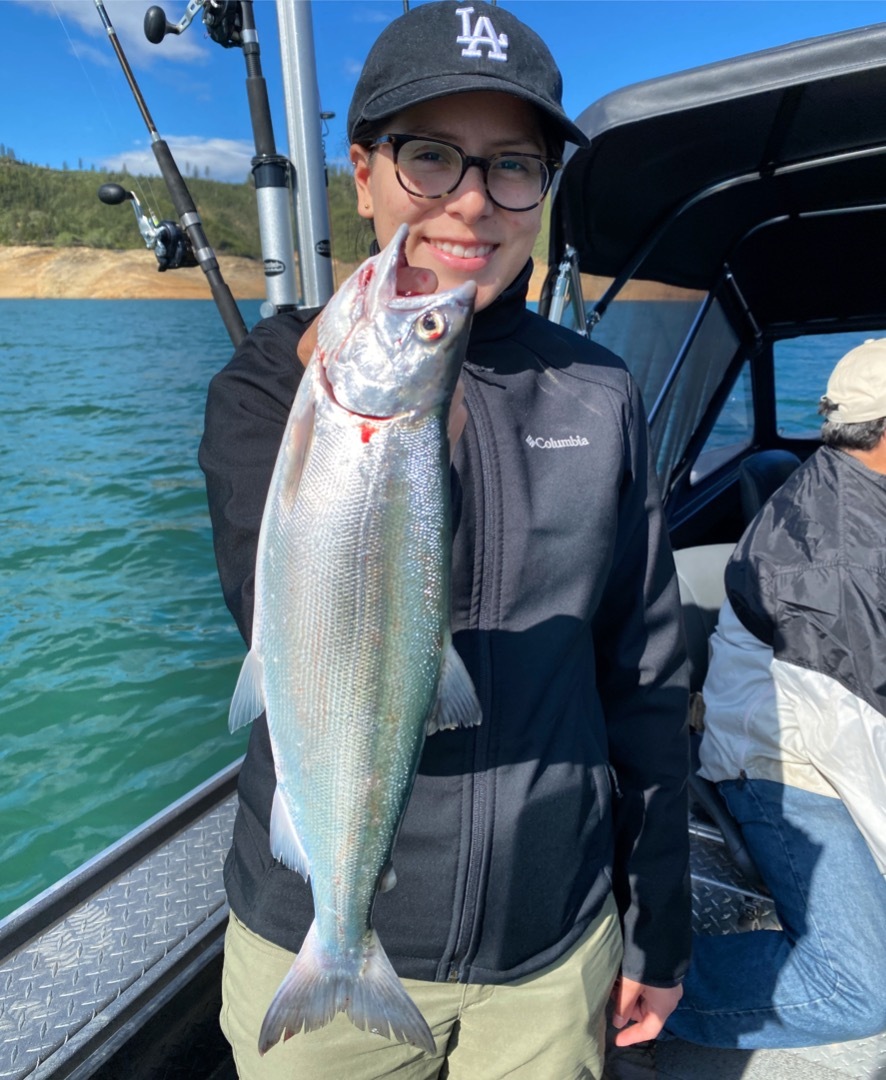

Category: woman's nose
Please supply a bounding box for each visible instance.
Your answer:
[444,164,494,220]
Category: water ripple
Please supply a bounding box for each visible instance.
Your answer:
[1,299,262,917]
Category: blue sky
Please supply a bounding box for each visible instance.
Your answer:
[5,1,884,183]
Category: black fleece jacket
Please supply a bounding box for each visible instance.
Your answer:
[198,262,691,988]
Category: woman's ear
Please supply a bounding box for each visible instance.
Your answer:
[351,144,373,220]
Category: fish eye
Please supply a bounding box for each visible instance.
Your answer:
[415,310,447,342]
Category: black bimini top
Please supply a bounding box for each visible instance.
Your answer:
[550,22,886,330]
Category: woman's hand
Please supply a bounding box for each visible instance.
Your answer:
[610,976,683,1047]
[296,265,468,455]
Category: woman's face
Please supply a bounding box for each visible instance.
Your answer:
[351,91,547,312]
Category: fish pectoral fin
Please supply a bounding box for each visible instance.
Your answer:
[229,649,265,733]
[270,787,311,881]
[426,643,482,735]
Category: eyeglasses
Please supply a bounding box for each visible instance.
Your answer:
[373,134,561,212]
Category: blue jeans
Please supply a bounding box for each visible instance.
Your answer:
[667,779,886,1049]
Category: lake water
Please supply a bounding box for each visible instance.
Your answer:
[0,298,872,922]
[0,299,263,920]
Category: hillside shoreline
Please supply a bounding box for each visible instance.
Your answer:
[0,246,549,302]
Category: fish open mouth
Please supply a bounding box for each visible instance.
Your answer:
[368,224,477,313]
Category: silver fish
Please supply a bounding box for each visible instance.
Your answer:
[229,224,481,1055]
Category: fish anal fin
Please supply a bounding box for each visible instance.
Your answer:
[426,643,482,735]
[229,649,265,733]
[270,788,310,881]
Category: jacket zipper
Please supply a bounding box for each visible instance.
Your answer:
[448,637,492,981]
[447,374,497,981]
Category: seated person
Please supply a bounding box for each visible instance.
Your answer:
[666,339,886,1049]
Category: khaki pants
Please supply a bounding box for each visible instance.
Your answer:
[220,894,622,1080]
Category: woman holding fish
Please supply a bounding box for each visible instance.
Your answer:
[199,2,690,1077]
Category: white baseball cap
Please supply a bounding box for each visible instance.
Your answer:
[823,338,886,424]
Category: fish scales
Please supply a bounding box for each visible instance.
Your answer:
[266,414,450,935]
[228,224,481,1056]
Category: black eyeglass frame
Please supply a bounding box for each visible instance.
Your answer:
[373,133,562,212]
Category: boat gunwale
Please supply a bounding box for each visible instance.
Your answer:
[0,757,243,961]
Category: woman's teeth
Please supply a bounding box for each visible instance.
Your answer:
[432,241,494,259]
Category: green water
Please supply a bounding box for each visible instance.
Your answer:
[0,299,263,919]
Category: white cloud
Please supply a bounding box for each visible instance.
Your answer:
[15,0,208,65]
[101,135,255,183]
[348,6,391,24]
[62,38,118,70]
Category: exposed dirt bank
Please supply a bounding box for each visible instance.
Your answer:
[0,246,269,300]
[0,246,555,302]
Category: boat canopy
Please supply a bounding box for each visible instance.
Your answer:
[550,22,886,332]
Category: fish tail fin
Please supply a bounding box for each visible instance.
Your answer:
[344,930,435,1052]
[258,922,435,1056]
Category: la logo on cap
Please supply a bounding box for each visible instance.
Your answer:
[456,6,508,61]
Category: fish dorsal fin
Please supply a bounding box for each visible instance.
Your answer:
[270,787,311,882]
[426,643,482,735]
[229,649,265,732]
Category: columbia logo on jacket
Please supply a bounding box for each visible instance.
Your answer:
[525,434,590,449]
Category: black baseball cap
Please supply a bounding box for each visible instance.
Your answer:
[347,1,588,149]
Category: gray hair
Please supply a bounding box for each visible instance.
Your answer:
[819,397,886,450]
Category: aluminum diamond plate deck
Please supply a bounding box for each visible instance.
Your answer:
[2,780,883,1079]
[0,791,237,1080]
[689,819,776,936]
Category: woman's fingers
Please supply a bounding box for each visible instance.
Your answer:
[397,266,437,297]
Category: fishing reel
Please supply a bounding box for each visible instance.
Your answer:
[144,0,243,48]
[97,183,197,272]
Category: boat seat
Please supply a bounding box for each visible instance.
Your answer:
[739,448,802,523]
[673,543,768,893]
[673,543,734,694]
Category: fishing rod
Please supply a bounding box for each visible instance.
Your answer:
[144,0,302,317]
[93,0,248,347]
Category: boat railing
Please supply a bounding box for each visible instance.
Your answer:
[0,759,242,1080]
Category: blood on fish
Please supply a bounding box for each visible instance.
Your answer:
[360,422,377,443]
